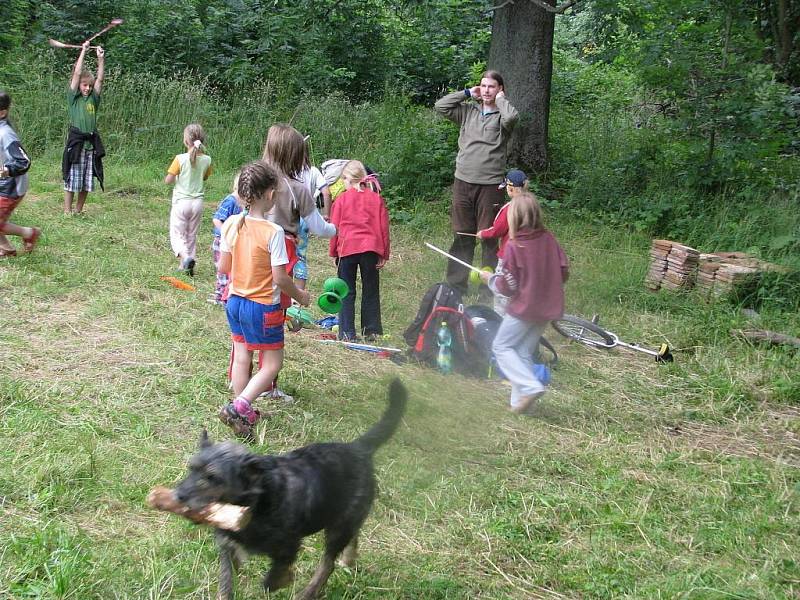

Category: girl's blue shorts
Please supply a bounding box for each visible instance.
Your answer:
[226,295,285,350]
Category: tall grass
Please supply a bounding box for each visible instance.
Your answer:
[2,51,456,210]
[3,48,797,305]
[549,47,800,267]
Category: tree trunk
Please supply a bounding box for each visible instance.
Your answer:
[488,0,555,174]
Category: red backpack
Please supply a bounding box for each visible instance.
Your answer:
[403,283,486,376]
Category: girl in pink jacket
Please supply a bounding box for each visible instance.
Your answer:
[329,160,390,341]
[480,192,568,414]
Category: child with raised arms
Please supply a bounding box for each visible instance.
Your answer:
[329,160,390,341]
[62,41,105,215]
[165,123,212,277]
[481,192,568,414]
[217,161,311,437]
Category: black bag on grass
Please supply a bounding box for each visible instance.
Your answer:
[403,283,486,376]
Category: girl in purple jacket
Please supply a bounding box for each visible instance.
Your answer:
[480,192,569,414]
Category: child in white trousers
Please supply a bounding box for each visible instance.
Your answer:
[481,191,569,414]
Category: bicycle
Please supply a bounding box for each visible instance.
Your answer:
[551,314,674,362]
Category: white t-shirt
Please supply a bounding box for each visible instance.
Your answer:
[298,166,328,200]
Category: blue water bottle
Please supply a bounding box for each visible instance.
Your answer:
[436,321,453,374]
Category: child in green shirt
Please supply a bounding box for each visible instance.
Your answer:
[63,41,105,216]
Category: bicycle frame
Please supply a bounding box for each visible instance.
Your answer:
[553,315,673,362]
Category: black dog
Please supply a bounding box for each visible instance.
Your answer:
[175,379,407,600]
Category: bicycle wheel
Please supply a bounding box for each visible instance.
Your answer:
[551,315,616,348]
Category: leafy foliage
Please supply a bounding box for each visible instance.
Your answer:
[549,0,800,263]
[20,0,491,101]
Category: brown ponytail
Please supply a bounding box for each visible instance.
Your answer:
[235,161,280,233]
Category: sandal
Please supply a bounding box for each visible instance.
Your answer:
[22,227,41,252]
[0,247,17,258]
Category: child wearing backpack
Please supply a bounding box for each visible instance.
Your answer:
[481,192,568,414]
[0,90,39,257]
[329,160,390,341]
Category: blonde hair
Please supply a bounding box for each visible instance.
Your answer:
[183,123,206,166]
[231,172,240,195]
[341,160,369,190]
[79,68,95,84]
[507,192,544,240]
[261,123,307,177]
[235,161,280,232]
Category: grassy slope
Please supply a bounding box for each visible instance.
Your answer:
[1,160,799,600]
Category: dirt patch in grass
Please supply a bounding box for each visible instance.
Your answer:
[663,419,800,468]
[7,295,179,386]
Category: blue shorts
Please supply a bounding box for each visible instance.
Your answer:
[226,295,285,350]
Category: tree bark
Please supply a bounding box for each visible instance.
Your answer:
[488,0,555,174]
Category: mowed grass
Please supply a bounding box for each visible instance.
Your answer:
[1,160,799,600]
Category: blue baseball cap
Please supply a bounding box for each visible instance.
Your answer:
[498,169,528,189]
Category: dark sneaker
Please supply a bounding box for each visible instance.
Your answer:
[218,403,252,438]
[218,401,260,438]
[186,258,196,277]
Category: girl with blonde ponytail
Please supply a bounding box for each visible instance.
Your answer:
[165,123,212,276]
[328,160,391,341]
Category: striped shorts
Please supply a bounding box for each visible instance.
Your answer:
[64,148,95,193]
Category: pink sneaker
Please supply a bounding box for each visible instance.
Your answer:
[218,398,260,438]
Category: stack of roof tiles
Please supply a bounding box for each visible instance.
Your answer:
[646,243,787,298]
[645,240,699,291]
[695,252,779,298]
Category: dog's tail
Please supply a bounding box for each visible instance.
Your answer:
[355,379,407,453]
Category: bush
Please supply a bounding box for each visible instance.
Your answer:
[0,51,456,211]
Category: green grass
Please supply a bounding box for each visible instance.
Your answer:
[1,160,799,599]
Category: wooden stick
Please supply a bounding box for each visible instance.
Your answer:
[147,487,251,531]
[85,18,124,44]
[424,242,484,274]
[731,329,800,349]
[456,231,478,237]
[48,39,100,50]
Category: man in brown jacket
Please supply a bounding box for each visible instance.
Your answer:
[434,70,519,295]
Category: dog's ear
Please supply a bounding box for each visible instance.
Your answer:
[199,429,212,449]
[240,455,270,489]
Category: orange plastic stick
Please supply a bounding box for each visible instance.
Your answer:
[160,276,196,291]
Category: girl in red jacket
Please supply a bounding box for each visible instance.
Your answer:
[477,168,529,315]
[480,192,569,414]
[329,160,390,341]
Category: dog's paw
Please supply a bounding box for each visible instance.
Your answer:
[264,565,294,592]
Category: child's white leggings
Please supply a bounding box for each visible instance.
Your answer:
[169,198,204,260]
[492,315,548,408]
